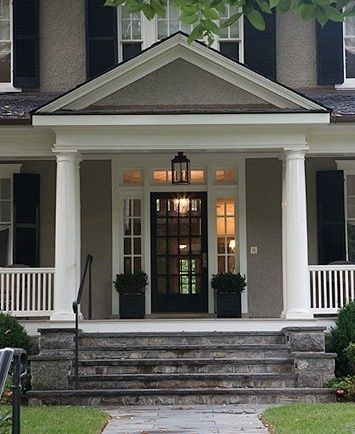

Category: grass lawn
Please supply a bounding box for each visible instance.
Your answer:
[262,403,355,434]
[0,406,110,434]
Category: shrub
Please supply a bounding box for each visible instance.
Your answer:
[0,410,11,434]
[211,273,247,293]
[0,313,31,353]
[113,272,148,294]
[328,376,355,401]
[345,343,355,375]
[329,301,355,376]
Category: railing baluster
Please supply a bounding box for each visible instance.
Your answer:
[5,273,10,312]
[317,269,322,309]
[328,269,333,309]
[351,269,355,303]
[340,269,344,308]
[0,273,4,311]
[345,269,350,306]
[311,270,316,309]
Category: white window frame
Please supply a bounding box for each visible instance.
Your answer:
[0,164,21,266]
[336,160,355,260]
[116,5,244,63]
[0,0,21,93]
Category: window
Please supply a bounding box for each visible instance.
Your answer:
[123,198,143,273]
[344,14,355,81]
[122,169,143,185]
[0,0,11,84]
[216,197,237,273]
[215,168,236,185]
[152,169,205,184]
[0,164,21,266]
[345,175,355,261]
[119,6,142,61]
[117,2,243,63]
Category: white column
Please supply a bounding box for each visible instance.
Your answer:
[282,148,312,319]
[51,150,81,321]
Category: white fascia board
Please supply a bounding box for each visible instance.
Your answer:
[32,112,330,127]
[35,34,326,114]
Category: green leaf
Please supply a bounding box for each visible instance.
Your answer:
[276,0,291,13]
[246,9,266,30]
[325,6,344,21]
[269,0,280,8]
[202,6,220,20]
[188,24,204,42]
[220,11,242,27]
[202,18,220,33]
[299,4,317,20]
[180,12,199,24]
[256,0,271,14]
[104,0,125,6]
[315,7,328,26]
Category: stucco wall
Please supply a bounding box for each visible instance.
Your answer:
[20,161,56,267]
[39,0,86,92]
[97,59,266,107]
[306,157,337,265]
[246,158,283,318]
[276,13,317,88]
[80,160,112,319]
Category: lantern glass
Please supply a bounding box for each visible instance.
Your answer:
[171,152,190,185]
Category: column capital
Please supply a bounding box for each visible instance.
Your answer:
[52,149,82,163]
[282,147,309,161]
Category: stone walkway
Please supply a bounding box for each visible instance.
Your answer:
[103,405,270,433]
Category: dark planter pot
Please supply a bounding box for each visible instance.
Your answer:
[119,293,145,319]
[216,291,242,318]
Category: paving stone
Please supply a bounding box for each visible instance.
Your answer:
[102,405,269,434]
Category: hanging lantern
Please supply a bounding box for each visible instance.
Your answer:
[171,152,190,185]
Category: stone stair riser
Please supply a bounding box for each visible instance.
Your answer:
[78,334,285,347]
[28,390,336,406]
[78,348,289,359]
[79,361,294,375]
[69,378,297,389]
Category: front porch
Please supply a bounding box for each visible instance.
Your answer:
[1,151,354,326]
[1,33,355,327]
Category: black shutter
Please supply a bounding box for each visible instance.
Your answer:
[13,174,40,267]
[316,171,346,265]
[86,0,118,79]
[244,11,276,80]
[13,0,39,89]
[316,22,344,85]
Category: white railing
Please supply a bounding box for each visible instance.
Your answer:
[0,268,55,317]
[309,265,355,314]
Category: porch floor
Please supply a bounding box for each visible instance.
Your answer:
[20,317,335,336]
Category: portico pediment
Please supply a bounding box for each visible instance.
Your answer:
[34,33,326,117]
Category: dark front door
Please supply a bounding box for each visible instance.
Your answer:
[151,192,208,313]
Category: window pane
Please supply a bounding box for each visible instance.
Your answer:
[123,170,142,185]
[0,227,9,266]
[124,237,131,255]
[348,175,355,196]
[0,201,10,222]
[0,0,10,83]
[218,256,225,273]
[226,198,235,216]
[217,237,225,254]
[216,217,225,235]
[0,178,10,199]
[133,199,141,216]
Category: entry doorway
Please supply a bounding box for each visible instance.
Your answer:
[151,192,208,313]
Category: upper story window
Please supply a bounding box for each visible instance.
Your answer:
[0,0,11,85]
[117,1,243,63]
[344,15,355,82]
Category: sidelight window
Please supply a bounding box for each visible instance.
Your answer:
[123,198,143,273]
[216,197,237,273]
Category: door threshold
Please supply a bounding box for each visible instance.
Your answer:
[147,313,215,319]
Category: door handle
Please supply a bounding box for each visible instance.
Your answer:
[202,253,207,268]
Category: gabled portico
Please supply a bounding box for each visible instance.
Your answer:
[16,32,331,322]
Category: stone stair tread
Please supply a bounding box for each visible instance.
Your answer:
[79,357,294,365]
[78,343,287,351]
[72,372,297,380]
[79,332,284,337]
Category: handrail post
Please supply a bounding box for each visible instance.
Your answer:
[72,254,93,390]
[88,257,92,320]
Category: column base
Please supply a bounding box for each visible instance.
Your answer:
[282,309,314,320]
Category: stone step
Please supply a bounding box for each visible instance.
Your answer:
[28,387,336,406]
[78,332,285,347]
[79,357,295,375]
[69,373,297,389]
[76,344,289,360]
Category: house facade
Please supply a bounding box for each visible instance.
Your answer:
[1,0,355,330]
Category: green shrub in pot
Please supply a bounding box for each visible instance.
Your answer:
[113,272,148,319]
[211,273,246,318]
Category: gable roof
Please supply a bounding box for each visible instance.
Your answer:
[34,33,326,115]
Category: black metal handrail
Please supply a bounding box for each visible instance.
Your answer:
[72,254,93,389]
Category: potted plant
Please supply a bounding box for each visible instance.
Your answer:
[211,272,247,318]
[114,272,148,319]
